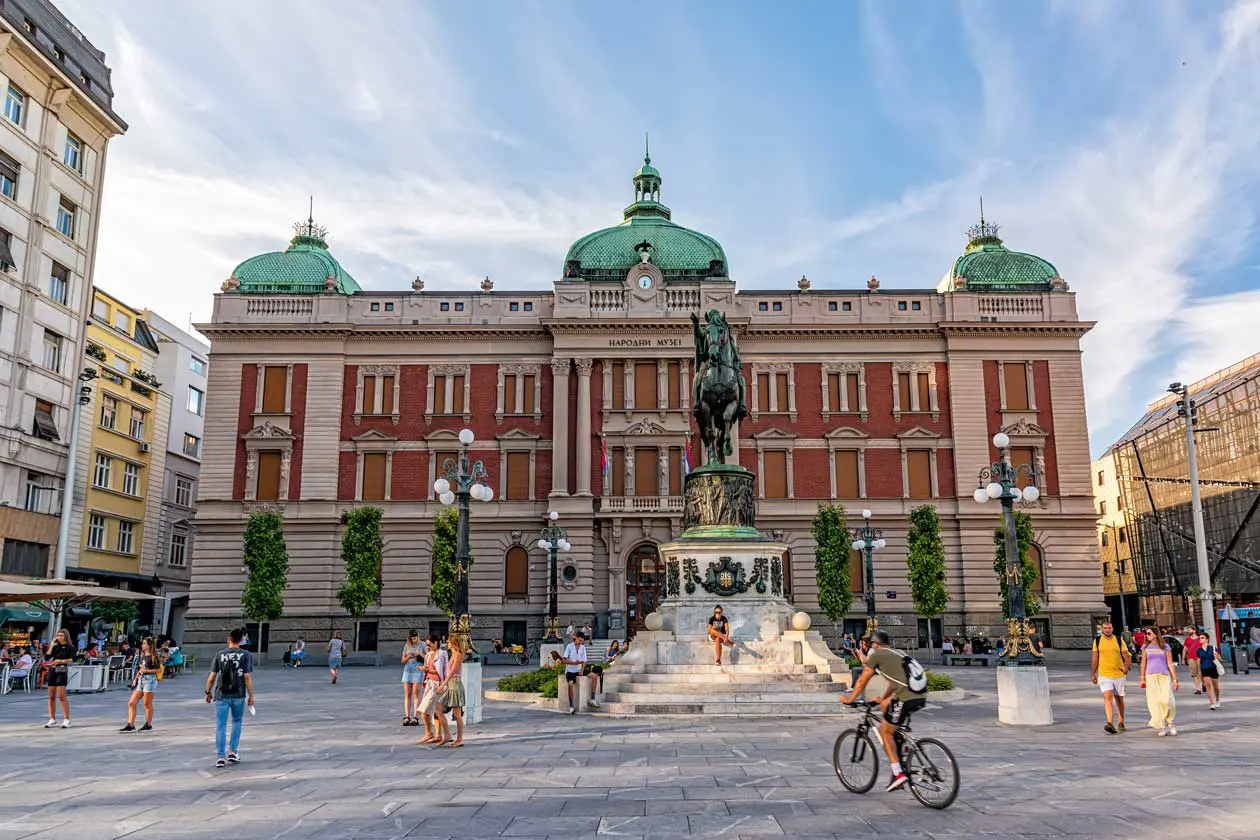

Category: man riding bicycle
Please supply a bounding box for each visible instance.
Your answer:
[841,629,928,792]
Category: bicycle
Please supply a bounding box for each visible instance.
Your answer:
[511,640,541,666]
[832,700,959,809]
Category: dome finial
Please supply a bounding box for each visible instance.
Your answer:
[292,195,329,248]
[966,196,1001,249]
[644,131,651,166]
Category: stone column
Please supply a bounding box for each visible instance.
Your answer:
[550,358,571,497]
[575,358,593,496]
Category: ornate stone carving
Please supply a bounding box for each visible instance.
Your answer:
[769,529,785,542]
[324,274,337,293]
[574,358,594,376]
[564,259,582,278]
[1002,418,1049,437]
[480,276,494,293]
[626,418,666,435]
[683,558,700,595]
[699,556,750,596]
[359,364,398,376]
[430,363,469,376]
[245,452,257,485]
[551,358,571,375]
[222,275,240,292]
[770,557,784,597]
[665,559,680,598]
[682,469,756,531]
[242,421,294,440]
[797,275,810,291]
[867,275,880,292]
[411,275,425,292]
[751,557,769,594]
[510,530,523,544]
[500,363,540,375]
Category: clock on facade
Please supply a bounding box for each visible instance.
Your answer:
[636,274,653,290]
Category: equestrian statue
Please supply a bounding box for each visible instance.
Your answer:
[691,309,748,466]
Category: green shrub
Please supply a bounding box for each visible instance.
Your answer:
[496,665,562,693]
[925,672,954,692]
[541,679,558,699]
[845,657,862,669]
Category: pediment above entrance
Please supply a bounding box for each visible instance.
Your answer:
[601,412,692,438]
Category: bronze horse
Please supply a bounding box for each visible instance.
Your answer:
[691,309,747,465]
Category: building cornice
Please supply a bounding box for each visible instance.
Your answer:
[938,321,1095,338]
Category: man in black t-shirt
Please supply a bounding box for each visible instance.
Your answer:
[204,628,255,768]
[706,606,735,665]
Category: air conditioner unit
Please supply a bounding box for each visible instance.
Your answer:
[138,442,150,453]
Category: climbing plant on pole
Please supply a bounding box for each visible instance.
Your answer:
[241,510,289,623]
[811,503,852,647]
[429,508,459,616]
[993,510,1041,619]
[906,504,949,663]
[337,507,384,619]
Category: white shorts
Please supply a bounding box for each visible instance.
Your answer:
[418,683,443,715]
[1098,676,1126,696]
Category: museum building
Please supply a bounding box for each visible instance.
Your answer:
[185,154,1102,656]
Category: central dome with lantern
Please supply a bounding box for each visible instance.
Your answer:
[562,143,729,283]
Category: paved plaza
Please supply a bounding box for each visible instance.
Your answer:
[0,661,1257,839]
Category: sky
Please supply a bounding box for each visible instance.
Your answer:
[59,0,1260,456]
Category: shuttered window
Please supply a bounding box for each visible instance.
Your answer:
[1010,446,1036,489]
[257,451,282,500]
[611,362,624,409]
[506,452,530,500]
[634,362,657,410]
[827,373,842,412]
[433,451,457,498]
[834,450,859,499]
[847,374,860,413]
[611,448,625,496]
[362,375,376,414]
[667,362,681,409]
[451,375,465,413]
[668,446,682,496]
[1004,362,1030,410]
[1028,544,1046,594]
[362,453,387,500]
[381,375,395,414]
[775,374,789,412]
[634,448,657,497]
[504,374,517,414]
[849,549,865,593]
[915,372,931,412]
[756,373,770,412]
[763,451,788,499]
[906,450,932,499]
[897,372,912,411]
[522,374,536,413]
[504,546,529,596]
[262,366,287,413]
[434,377,447,414]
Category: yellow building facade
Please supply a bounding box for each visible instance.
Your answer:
[1093,452,1138,626]
[67,288,170,584]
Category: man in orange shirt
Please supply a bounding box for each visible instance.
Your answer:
[1091,620,1132,734]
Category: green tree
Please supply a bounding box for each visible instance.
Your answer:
[906,504,949,663]
[811,503,852,646]
[993,510,1041,619]
[91,599,139,627]
[242,511,289,622]
[337,507,384,618]
[429,508,459,615]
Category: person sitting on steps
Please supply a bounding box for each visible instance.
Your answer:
[707,606,735,665]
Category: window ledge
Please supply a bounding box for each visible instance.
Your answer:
[90,485,144,502]
[892,410,940,422]
[352,412,400,425]
[822,411,869,422]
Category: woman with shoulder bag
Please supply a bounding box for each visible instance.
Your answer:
[439,635,466,748]
[416,634,448,746]
[121,637,160,732]
[1195,632,1223,709]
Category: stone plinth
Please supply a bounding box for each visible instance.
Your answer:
[682,465,758,537]
[464,661,484,725]
[996,664,1053,726]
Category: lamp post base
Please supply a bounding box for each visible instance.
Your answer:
[544,615,561,641]
[996,664,1054,726]
[451,614,475,660]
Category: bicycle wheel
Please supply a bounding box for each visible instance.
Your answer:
[832,728,879,794]
[515,651,528,666]
[903,737,959,809]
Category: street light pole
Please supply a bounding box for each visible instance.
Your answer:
[433,428,492,656]
[536,511,571,641]
[850,509,885,636]
[51,367,98,634]
[1170,382,1217,648]
[975,432,1043,666]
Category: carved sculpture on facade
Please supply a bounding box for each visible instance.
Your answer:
[691,309,747,465]
[682,469,756,531]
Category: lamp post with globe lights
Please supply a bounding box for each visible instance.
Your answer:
[850,509,887,636]
[974,431,1043,666]
[433,428,493,655]
[536,511,571,641]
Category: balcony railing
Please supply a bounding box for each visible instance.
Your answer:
[602,495,683,513]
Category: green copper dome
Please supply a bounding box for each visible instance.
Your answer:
[938,219,1065,293]
[229,219,361,295]
[562,152,729,282]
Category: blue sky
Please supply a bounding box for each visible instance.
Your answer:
[62,0,1260,455]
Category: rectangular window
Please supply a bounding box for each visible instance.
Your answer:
[56,196,76,238]
[1010,446,1036,489]
[64,133,83,173]
[355,620,379,653]
[435,375,447,414]
[524,302,533,312]
[1004,362,1030,411]
[897,372,912,410]
[99,395,117,430]
[828,301,837,312]
[504,374,517,414]
[611,447,625,496]
[42,330,63,372]
[506,451,531,501]
[758,302,768,312]
[361,452,387,501]
[187,386,205,416]
[24,472,59,515]
[634,362,657,409]
[509,302,519,312]
[915,372,931,412]
[168,533,187,567]
[370,302,380,312]
[87,514,106,550]
[0,150,18,200]
[111,354,130,374]
[755,372,770,412]
[175,475,193,507]
[48,262,69,305]
[362,374,377,415]
[129,409,146,441]
[435,374,465,414]
[667,361,681,409]
[256,451,283,501]
[385,302,393,312]
[93,296,109,321]
[827,373,842,412]
[522,374,536,414]
[1099,500,1108,516]
[1097,470,1105,486]
[849,549,866,594]
[122,463,140,496]
[763,450,788,499]
[898,301,908,311]
[906,450,933,499]
[0,228,12,270]
[261,366,287,413]
[440,302,449,312]
[843,302,852,311]
[4,85,25,126]
[381,375,395,414]
[1,539,48,577]
[93,454,112,489]
[634,447,657,497]
[451,375,465,413]
[772,301,783,312]
[183,433,201,458]
[846,374,860,413]
[114,309,130,334]
[774,373,789,412]
[669,446,682,496]
[834,450,860,499]
[1119,527,1127,543]
[117,521,135,554]
[611,362,625,409]
[190,357,207,376]
[454,302,463,311]
[33,399,58,441]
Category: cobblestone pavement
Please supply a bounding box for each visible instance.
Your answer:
[0,660,1256,839]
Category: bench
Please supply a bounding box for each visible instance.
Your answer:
[942,653,997,667]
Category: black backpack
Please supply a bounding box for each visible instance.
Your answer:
[216,650,246,695]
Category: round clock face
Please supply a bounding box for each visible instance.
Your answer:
[637,274,653,290]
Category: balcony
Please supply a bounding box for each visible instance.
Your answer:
[601,495,683,514]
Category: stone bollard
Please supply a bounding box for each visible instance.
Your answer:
[556,671,592,713]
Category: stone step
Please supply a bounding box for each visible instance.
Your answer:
[602,681,846,695]
[604,672,833,685]
[628,663,822,674]
[601,700,850,717]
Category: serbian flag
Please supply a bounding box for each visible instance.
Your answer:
[683,439,692,476]
[601,437,609,486]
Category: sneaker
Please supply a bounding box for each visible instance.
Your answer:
[1157,728,1168,737]
[1117,722,1126,733]
[1168,726,1178,736]
[43,719,57,728]
[59,720,71,729]
[885,773,908,792]
[227,752,240,764]
[139,723,153,732]
[567,706,576,716]
[214,757,226,768]
[1211,703,1220,710]
[1194,689,1203,695]
[587,700,600,710]
[119,724,135,732]
[1103,723,1117,734]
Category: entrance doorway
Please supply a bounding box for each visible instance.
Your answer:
[625,543,662,637]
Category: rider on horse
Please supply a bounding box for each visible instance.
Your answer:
[691,310,748,465]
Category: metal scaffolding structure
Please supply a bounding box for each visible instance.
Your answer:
[1109,354,1260,601]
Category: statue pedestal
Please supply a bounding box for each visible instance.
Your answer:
[996,664,1054,726]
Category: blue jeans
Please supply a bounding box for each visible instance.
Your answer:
[215,697,246,757]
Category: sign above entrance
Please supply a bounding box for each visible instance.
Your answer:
[608,337,684,348]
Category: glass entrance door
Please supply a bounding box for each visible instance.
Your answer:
[625,543,662,637]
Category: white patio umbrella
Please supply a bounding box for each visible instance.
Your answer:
[1,578,159,636]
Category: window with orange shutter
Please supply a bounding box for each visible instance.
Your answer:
[362,453,387,500]
[1010,446,1036,489]
[611,448,625,496]
[915,372,931,412]
[522,374,536,413]
[763,450,788,498]
[504,546,529,596]
[756,373,770,412]
[634,448,657,497]
[846,373,860,413]
[827,373,842,412]
[504,374,517,414]
[362,376,377,415]
[261,366,287,413]
[1028,544,1046,594]
[434,376,447,414]
[849,549,865,593]
[381,375,394,414]
[256,451,282,500]
[506,452,530,500]
[1004,362,1030,410]
[834,450,859,498]
[668,447,682,495]
[451,375,465,413]
[634,362,657,410]
[611,362,624,409]
[775,373,789,412]
[906,450,933,499]
[667,362,681,409]
[897,372,912,411]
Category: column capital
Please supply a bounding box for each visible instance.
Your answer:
[574,358,594,376]
[551,358,572,376]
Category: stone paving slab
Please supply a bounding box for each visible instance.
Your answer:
[1,664,1258,839]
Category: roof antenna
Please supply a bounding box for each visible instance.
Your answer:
[979,195,985,225]
[644,131,650,165]
[309,195,314,225]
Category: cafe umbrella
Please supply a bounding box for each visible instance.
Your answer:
[0,579,159,635]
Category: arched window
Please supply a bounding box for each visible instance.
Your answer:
[1028,544,1046,596]
[504,546,529,597]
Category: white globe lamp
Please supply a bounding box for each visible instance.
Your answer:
[973,488,988,504]
[458,428,474,446]
[874,539,887,550]
[433,478,450,495]
[482,487,493,502]
[992,432,1010,449]
[439,491,455,506]
[852,539,866,551]
[549,511,559,521]
[537,539,551,550]
[1023,485,1041,502]
[986,482,1003,500]
[861,509,873,520]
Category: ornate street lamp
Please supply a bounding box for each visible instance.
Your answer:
[974,431,1043,665]
[850,509,887,636]
[433,428,492,656]
[536,511,571,641]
